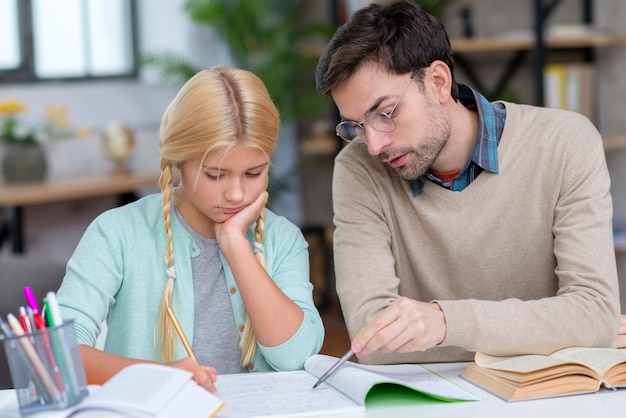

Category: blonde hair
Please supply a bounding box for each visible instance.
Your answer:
[156,66,280,367]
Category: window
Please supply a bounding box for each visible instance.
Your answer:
[0,1,21,71]
[0,0,137,82]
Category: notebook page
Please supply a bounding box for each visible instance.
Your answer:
[305,354,480,403]
[215,370,364,417]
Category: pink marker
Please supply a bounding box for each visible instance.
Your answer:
[23,286,41,313]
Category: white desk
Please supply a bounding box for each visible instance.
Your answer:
[0,362,624,417]
[364,362,625,418]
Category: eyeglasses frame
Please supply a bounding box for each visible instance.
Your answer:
[335,68,419,142]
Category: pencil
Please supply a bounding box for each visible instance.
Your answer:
[166,307,197,361]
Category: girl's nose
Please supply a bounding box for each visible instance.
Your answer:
[223,180,244,203]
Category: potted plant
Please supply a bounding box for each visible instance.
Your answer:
[0,98,89,183]
[143,0,333,122]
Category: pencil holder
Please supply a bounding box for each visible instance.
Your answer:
[1,320,88,416]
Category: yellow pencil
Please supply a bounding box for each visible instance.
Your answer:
[166,307,197,361]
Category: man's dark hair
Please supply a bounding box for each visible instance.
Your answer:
[315,0,458,100]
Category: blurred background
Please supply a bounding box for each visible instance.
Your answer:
[2,0,626,312]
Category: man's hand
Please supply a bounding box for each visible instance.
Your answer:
[351,297,447,359]
[612,314,626,349]
[169,357,218,393]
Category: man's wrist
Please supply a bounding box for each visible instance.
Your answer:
[430,301,447,345]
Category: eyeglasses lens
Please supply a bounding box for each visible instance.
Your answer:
[336,114,396,142]
[367,113,395,132]
[336,122,365,142]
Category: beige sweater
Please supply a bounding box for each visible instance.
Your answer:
[332,102,620,364]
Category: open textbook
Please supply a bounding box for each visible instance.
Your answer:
[28,363,225,418]
[461,347,626,401]
[216,353,480,417]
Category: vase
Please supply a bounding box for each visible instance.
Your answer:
[1,143,48,183]
[101,123,135,173]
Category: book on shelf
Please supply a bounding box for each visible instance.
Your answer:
[461,347,626,401]
[543,62,595,123]
[214,353,480,417]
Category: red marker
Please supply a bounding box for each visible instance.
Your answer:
[18,306,33,333]
[32,311,47,331]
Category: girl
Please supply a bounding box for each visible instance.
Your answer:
[57,66,324,392]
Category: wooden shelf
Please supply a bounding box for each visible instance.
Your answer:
[0,169,160,207]
[603,134,626,152]
[451,32,626,53]
[305,32,626,57]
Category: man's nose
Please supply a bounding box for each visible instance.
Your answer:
[364,126,391,156]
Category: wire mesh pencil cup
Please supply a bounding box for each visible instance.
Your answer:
[1,320,88,415]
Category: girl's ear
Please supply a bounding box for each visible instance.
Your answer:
[427,60,453,104]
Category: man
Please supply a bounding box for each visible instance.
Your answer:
[315,0,623,365]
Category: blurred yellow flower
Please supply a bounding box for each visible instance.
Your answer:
[0,97,90,145]
[0,98,27,115]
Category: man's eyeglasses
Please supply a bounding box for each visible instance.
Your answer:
[336,69,418,142]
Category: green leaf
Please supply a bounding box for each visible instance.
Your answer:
[140,53,199,86]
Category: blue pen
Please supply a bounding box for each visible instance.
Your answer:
[25,306,36,331]
[0,315,12,338]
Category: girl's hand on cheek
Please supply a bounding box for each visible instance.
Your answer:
[215,191,269,250]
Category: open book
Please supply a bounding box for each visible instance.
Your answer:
[47,363,225,417]
[461,347,626,401]
[215,353,480,417]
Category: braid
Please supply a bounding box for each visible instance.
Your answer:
[156,158,178,362]
[253,208,267,269]
[239,207,267,366]
[154,67,281,367]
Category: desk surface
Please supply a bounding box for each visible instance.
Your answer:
[0,169,160,207]
[1,362,625,417]
[364,362,626,418]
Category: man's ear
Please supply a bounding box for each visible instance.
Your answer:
[426,60,453,104]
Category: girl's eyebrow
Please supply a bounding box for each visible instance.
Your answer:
[203,162,269,172]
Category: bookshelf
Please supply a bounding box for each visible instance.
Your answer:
[602,135,626,152]
[451,1,618,101]
[450,0,626,151]
[451,31,626,53]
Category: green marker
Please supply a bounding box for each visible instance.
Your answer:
[43,299,55,327]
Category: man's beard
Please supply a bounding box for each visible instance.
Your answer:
[378,117,451,181]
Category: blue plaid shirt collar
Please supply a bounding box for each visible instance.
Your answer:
[409,84,505,196]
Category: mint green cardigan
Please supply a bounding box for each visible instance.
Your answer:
[57,193,324,372]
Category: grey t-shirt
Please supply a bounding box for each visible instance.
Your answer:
[176,209,246,374]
